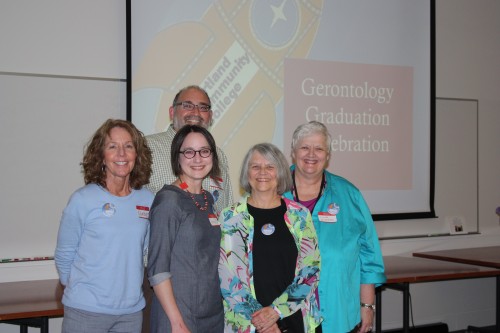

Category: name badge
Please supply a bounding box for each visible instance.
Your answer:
[208,213,220,226]
[318,212,337,223]
[136,205,150,219]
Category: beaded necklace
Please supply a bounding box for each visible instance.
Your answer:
[179,180,209,211]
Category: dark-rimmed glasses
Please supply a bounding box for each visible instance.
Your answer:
[174,101,211,113]
[179,148,212,159]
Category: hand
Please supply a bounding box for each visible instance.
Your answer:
[251,307,280,332]
[259,323,281,333]
[359,285,375,332]
[171,321,191,333]
[358,306,374,333]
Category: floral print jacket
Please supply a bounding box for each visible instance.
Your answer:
[219,195,322,333]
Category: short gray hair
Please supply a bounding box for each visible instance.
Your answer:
[240,143,292,195]
[291,121,332,152]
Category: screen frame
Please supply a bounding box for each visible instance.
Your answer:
[125,0,437,222]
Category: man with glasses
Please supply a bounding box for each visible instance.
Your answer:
[145,85,233,214]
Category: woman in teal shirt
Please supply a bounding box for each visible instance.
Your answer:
[283,121,386,333]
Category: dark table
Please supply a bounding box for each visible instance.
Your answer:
[413,246,500,269]
[413,246,500,333]
[0,279,63,333]
[377,255,500,333]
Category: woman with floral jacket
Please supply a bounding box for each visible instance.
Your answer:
[219,143,322,333]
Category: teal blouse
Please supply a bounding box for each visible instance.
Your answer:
[284,168,386,333]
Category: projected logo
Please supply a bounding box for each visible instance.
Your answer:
[133,0,323,191]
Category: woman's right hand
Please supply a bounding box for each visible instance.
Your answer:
[171,321,191,333]
[259,323,281,333]
[252,307,280,332]
[152,280,191,333]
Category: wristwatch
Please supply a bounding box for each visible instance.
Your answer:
[360,302,376,311]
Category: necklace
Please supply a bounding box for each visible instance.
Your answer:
[188,189,209,211]
[179,180,209,211]
[292,171,325,213]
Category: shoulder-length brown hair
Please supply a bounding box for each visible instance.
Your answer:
[82,119,152,189]
[171,125,220,179]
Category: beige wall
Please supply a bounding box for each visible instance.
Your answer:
[379,0,500,330]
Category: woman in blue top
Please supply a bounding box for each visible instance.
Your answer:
[55,119,154,333]
[283,121,386,333]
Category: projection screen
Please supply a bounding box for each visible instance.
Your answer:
[129,0,436,220]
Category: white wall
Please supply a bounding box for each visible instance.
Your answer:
[0,1,126,332]
[378,0,500,331]
[0,0,127,260]
[0,1,499,332]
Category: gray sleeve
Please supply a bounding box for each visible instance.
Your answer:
[147,188,181,286]
[149,271,172,286]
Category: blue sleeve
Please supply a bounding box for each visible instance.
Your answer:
[54,192,85,286]
[357,192,386,286]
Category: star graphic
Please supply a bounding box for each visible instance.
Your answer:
[270,0,287,28]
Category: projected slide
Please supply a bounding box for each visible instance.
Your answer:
[131,0,433,216]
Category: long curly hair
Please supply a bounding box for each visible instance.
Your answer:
[82,119,152,189]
